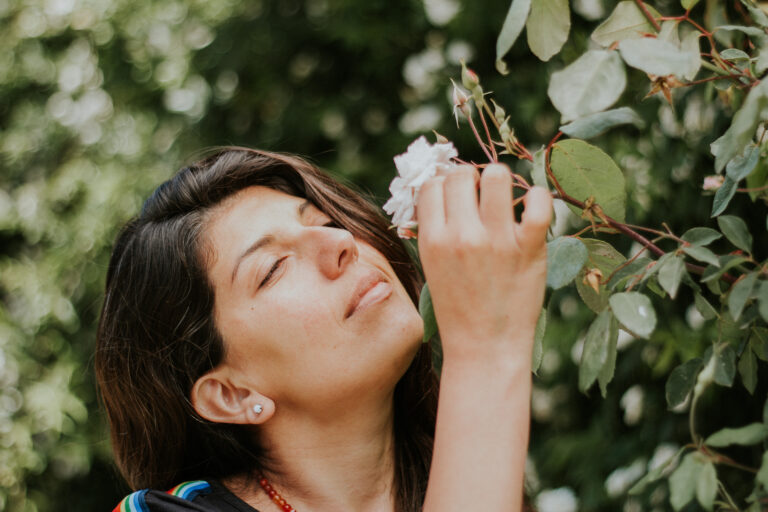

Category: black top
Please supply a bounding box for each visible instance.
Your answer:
[113,480,261,512]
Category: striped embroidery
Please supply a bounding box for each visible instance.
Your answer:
[112,481,210,512]
[112,489,149,512]
[166,480,211,501]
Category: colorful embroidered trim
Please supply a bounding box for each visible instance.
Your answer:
[112,489,148,512]
[112,480,210,512]
[166,480,211,501]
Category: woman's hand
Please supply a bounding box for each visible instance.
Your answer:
[417,163,553,365]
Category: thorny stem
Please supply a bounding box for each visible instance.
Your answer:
[477,104,498,162]
[544,132,567,199]
[702,446,760,474]
[738,183,768,193]
[466,111,495,162]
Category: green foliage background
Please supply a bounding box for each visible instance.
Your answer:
[1,0,765,510]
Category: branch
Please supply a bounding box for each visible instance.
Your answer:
[634,0,661,31]
[551,184,736,284]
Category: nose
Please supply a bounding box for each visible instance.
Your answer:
[315,228,358,279]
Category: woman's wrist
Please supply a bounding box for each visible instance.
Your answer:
[440,340,534,377]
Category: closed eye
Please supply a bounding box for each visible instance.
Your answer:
[259,256,287,288]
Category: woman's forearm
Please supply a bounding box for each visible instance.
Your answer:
[423,347,532,512]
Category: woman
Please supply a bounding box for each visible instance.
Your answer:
[96,147,551,512]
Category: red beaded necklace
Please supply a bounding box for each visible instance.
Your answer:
[258,475,297,512]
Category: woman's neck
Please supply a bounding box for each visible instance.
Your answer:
[227,392,398,512]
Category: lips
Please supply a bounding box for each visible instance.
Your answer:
[345,268,391,319]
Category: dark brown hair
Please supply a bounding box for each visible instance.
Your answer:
[95,147,439,511]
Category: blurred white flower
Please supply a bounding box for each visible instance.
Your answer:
[620,385,644,426]
[605,459,646,498]
[423,0,460,26]
[702,175,724,191]
[383,136,457,238]
[536,487,578,512]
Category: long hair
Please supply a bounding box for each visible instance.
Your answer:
[95,147,439,512]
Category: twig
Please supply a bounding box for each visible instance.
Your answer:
[634,0,661,31]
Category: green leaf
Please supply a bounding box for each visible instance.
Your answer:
[759,281,768,322]
[666,357,702,409]
[419,283,437,344]
[547,50,627,122]
[591,1,660,47]
[546,237,588,289]
[680,30,702,80]
[532,308,546,374]
[576,239,627,312]
[751,327,768,361]
[559,107,644,139]
[681,227,722,246]
[579,309,618,393]
[597,325,618,397]
[701,254,749,283]
[729,272,759,321]
[681,0,701,10]
[757,451,768,489]
[525,0,570,62]
[720,48,751,61]
[717,215,753,253]
[658,20,681,46]
[726,144,760,181]
[747,156,768,201]
[710,79,768,172]
[711,175,737,217]
[738,344,758,394]
[550,139,627,222]
[618,37,700,79]
[495,0,532,74]
[629,446,687,494]
[740,0,768,27]
[715,24,768,41]
[669,453,700,510]
[682,245,720,267]
[694,292,718,320]
[658,254,686,299]
[607,256,653,290]
[695,460,717,511]
[713,344,737,387]
[609,291,657,338]
[705,423,768,447]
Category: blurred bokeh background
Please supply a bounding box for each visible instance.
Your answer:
[1,0,764,510]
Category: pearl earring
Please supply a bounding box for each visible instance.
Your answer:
[253,404,263,414]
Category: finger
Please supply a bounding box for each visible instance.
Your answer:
[443,165,481,227]
[515,186,553,254]
[479,163,513,231]
[416,176,446,231]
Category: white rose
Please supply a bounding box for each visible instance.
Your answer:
[383,135,458,238]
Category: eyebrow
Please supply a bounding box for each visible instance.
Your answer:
[229,199,312,285]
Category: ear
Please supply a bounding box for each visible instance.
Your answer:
[191,368,274,425]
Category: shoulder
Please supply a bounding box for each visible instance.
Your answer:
[112,480,214,511]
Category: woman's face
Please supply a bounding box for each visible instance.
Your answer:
[203,186,424,415]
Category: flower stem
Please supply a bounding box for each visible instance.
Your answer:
[477,105,498,162]
[466,111,495,163]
